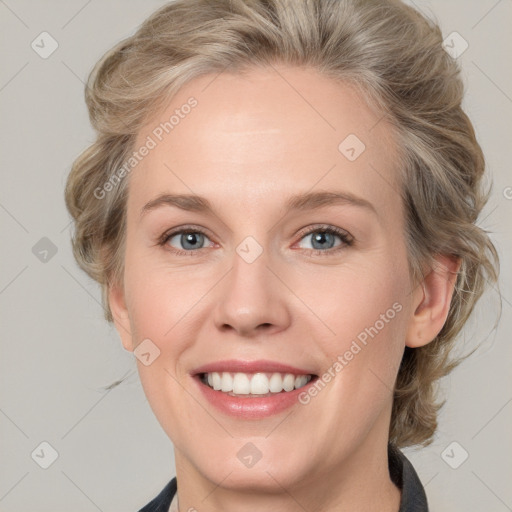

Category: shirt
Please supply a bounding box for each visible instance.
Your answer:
[137,444,428,511]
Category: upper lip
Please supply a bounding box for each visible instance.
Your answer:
[192,359,316,376]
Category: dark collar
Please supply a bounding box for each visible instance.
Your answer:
[138,445,428,511]
[389,444,429,511]
[138,477,176,512]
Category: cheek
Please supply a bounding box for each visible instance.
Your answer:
[123,244,212,339]
[290,256,408,343]
[121,246,216,408]
[122,258,201,440]
[295,255,410,405]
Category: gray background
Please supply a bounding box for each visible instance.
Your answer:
[0,0,510,510]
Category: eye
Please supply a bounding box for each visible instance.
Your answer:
[159,227,214,254]
[295,225,353,254]
[158,224,353,256]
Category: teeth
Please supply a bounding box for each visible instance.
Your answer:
[201,372,312,395]
[233,373,251,394]
[269,373,283,392]
[283,374,295,392]
[212,372,221,391]
[295,375,309,389]
[250,373,269,394]
[221,372,234,392]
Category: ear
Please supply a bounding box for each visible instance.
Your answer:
[108,281,134,353]
[405,254,462,348]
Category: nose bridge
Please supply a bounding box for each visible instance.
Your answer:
[213,236,291,335]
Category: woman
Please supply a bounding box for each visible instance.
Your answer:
[65,0,499,510]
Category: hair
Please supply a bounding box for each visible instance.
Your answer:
[65,0,499,448]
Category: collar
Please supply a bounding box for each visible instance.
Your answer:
[389,444,429,511]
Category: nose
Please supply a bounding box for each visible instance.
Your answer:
[213,247,292,338]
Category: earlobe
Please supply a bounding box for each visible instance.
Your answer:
[108,281,134,352]
[405,255,461,348]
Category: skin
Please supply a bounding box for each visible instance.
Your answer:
[109,65,460,511]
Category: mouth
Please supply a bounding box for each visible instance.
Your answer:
[198,371,315,397]
[190,360,319,418]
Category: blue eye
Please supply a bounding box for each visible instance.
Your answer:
[159,224,353,257]
[165,230,211,251]
[300,230,339,250]
[296,226,353,254]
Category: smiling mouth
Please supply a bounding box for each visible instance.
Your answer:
[198,371,316,397]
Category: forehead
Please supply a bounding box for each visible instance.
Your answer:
[129,65,401,215]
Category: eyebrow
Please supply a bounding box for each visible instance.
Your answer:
[140,190,377,219]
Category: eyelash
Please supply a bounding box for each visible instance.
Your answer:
[158,224,354,257]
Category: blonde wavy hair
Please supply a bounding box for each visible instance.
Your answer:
[65,0,499,448]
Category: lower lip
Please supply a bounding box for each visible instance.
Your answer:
[193,375,317,419]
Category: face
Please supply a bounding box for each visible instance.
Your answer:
[110,65,428,495]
